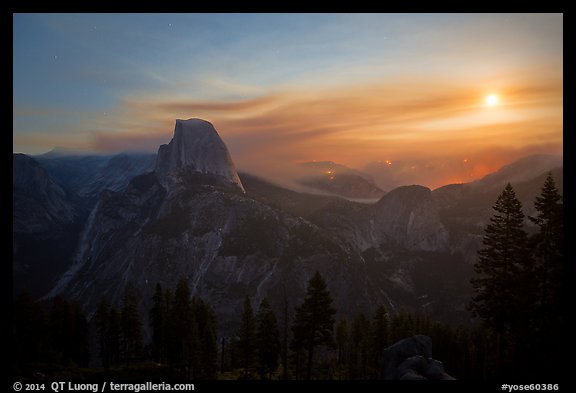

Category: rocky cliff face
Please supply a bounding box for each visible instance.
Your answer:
[13,154,78,233]
[358,185,450,252]
[155,118,244,192]
[13,154,84,297]
[47,120,381,335]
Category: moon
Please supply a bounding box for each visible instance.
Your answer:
[486,94,498,106]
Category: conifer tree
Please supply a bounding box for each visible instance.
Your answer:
[47,297,88,366]
[168,279,199,379]
[350,314,371,379]
[469,183,531,374]
[291,271,336,379]
[13,292,47,368]
[121,284,143,366]
[528,173,563,375]
[71,302,90,367]
[95,298,111,370]
[236,296,257,379]
[371,306,390,376]
[335,318,349,379]
[150,283,166,363]
[256,298,281,379]
[192,297,218,379]
[107,307,121,367]
[529,173,563,323]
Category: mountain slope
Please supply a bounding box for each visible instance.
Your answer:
[13,154,85,297]
[467,154,562,192]
[47,120,384,335]
[29,118,562,331]
[296,161,385,199]
[36,152,155,204]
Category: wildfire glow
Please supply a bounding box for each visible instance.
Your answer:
[325,170,336,180]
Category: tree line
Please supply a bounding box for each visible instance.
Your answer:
[13,173,563,380]
[11,273,488,380]
[469,172,563,378]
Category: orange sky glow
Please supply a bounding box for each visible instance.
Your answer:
[14,14,563,190]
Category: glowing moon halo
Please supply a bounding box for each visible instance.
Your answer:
[486,94,498,106]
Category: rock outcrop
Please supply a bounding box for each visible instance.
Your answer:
[380,335,455,380]
[155,118,244,192]
[362,185,450,252]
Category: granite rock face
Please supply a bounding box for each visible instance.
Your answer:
[155,118,244,192]
[380,335,455,380]
[47,119,380,336]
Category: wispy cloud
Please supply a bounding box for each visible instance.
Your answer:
[77,71,561,189]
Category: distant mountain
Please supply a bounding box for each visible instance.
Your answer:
[14,150,155,297]
[240,172,363,219]
[363,159,449,191]
[13,154,85,297]
[296,161,385,199]
[361,185,450,252]
[15,119,563,332]
[79,153,156,198]
[434,166,563,241]
[34,154,110,197]
[35,152,155,205]
[467,154,562,192]
[46,120,384,336]
[36,146,93,158]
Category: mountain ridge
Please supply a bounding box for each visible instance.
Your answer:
[13,119,563,333]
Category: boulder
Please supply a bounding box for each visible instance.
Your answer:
[380,335,455,380]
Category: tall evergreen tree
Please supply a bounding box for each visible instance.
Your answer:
[470,183,530,331]
[370,306,390,376]
[121,284,143,366]
[390,308,414,343]
[48,296,72,365]
[163,288,174,371]
[71,302,90,367]
[192,297,218,379]
[13,292,47,369]
[95,298,111,370]
[256,298,281,379]
[529,173,563,321]
[236,296,257,379]
[47,297,89,366]
[469,183,531,374]
[108,307,121,367]
[281,285,290,380]
[528,173,563,374]
[291,271,336,379]
[335,318,349,379]
[350,314,371,379]
[150,283,166,364]
[168,279,199,379]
